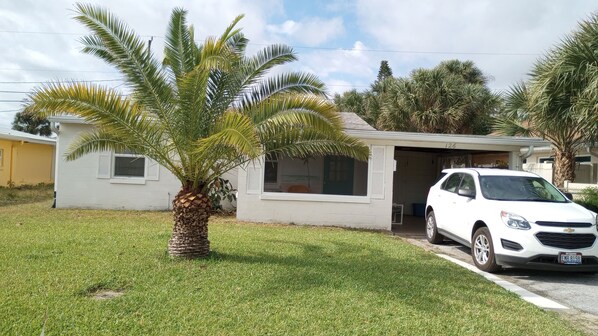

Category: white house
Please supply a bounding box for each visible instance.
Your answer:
[523,146,598,184]
[50,113,551,231]
[237,113,551,230]
[48,115,236,210]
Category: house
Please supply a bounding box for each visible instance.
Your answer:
[0,128,55,187]
[522,146,598,184]
[50,113,550,231]
[237,113,551,230]
[48,116,236,210]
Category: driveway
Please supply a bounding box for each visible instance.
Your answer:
[393,216,598,334]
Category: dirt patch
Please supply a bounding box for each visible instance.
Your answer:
[90,289,125,300]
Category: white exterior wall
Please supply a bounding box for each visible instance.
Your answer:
[55,123,237,210]
[524,147,598,184]
[237,144,394,231]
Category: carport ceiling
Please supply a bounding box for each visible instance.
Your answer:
[395,147,504,154]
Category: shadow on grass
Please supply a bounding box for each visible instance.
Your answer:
[216,238,490,314]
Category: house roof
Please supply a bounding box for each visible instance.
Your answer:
[49,113,551,151]
[339,112,375,131]
[0,128,56,145]
[346,128,551,151]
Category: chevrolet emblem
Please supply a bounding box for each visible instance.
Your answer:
[563,228,575,233]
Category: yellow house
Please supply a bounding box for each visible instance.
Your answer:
[0,128,55,186]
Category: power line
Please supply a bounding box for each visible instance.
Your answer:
[0,78,123,84]
[0,68,119,73]
[0,29,540,56]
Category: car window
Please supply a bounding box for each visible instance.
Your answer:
[480,176,567,202]
[441,173,462,193]
[459,174,475,191]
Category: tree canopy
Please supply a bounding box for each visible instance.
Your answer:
[25,4,369,258]
[12,112,52,136]
[335,60,500,135]
[494,13,598,186]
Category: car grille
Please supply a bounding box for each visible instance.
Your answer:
[535,221,593,228]
[535,232,597,249]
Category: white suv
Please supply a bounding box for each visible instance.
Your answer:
[425,168,598,272]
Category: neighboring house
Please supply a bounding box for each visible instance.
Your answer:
[0,128,55,187]
[48,116,236,210]
[50,113,551,230]
[523,146,598,184]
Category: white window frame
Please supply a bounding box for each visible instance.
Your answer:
[110,152,146,184]
[0,148,3,168]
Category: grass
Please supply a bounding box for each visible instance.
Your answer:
[0,202,584,335]
[0,183,54,207]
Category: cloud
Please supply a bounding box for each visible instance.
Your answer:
[355,0,598,90]
[267,17,345,46]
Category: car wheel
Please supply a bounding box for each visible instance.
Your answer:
[425,211,444,244]
[472,227,501,273]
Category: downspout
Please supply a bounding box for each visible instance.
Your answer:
[50,122,60,208]
[8,142,14,186]
[520,145,534,160]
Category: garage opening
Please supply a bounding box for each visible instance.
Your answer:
[391,146,510,236]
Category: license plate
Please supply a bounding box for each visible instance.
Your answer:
[559,252,582,265]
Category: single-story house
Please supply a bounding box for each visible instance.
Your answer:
[0,128,55,186]
[523,146,598,184]
[49,113,551,231]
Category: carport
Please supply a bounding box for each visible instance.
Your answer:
[342,130,551,234]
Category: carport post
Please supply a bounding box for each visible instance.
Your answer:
[509,151,523,170]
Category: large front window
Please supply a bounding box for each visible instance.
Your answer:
[480,176,567,202]
[263,155,368,196]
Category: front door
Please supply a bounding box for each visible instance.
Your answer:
[323,156,354,195]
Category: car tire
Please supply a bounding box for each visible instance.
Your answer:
[472,227,501,273]
[425,211,444,244]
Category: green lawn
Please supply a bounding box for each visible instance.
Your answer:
[0,202,583,335]
[0,183,54,207]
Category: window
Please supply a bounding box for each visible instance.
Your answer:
[114,151,145,178]
[459,174,475,191]
[0,148,3,168]
[441,173,462,193]
[539,156,591,164]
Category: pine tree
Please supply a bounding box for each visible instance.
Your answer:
[12,112,52,136]
[377,60,393,82]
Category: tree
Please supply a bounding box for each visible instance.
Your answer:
[494,14,598,187]
[377,60,500,134]
[25,4,369,258]
[12,112,52,136]
[376,60,393,82]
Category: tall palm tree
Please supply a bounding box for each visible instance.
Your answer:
[25,4,369,258]
[494,14,598,187]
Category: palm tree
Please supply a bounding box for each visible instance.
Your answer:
[377,61,499,134]
[25,4,369,258]
[494,14,598,187]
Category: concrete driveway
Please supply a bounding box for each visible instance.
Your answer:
[393,216,598,334]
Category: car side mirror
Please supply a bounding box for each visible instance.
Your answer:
[563,192,573,200]
[457,188,476,198]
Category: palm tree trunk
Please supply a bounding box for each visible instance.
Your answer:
[168,184,211,258]
[553,149,576,188]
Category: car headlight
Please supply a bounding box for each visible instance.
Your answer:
[501,211,531,230]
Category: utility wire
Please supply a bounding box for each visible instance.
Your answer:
[0,78,123,84]
[0,29,540,56]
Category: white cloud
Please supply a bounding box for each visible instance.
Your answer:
[267,17,345,46]
[355,0,598,90]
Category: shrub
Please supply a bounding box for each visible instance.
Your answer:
[575,187,598,213]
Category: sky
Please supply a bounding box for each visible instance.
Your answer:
[1,0,597,128]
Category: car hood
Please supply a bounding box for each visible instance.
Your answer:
[489,201,595,223]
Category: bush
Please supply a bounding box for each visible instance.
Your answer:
[207,177,236,214]
[575,187,598,213]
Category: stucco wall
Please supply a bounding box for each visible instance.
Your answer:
[55,123,237,210]
[0,139,54,186]
[524,148,598,183]
[237,144,394,231]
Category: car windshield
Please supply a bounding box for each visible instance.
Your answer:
[479,176,568,202]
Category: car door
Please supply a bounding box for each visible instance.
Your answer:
[451,173,478,243]
[433,173,463,231]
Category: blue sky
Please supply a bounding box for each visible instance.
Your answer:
[1,0,597,127]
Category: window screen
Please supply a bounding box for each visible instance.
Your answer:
[114,156,145,177]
